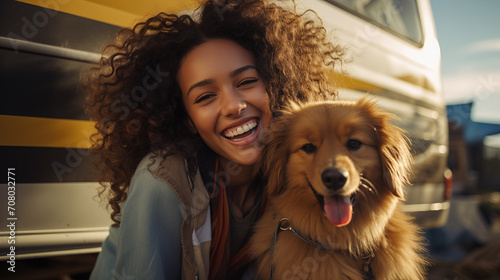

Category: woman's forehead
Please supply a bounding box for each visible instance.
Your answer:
[177,38,257,93]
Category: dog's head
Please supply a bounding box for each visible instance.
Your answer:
[259,97,412,227]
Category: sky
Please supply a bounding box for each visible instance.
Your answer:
[430,0,500,124]
[430,0,500,148]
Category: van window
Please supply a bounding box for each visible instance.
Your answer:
[325,0,423,45]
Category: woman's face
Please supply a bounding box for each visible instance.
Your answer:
[178,39,272,166]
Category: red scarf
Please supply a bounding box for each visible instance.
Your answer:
[208,160,267,280]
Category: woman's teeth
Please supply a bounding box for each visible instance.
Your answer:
[224,120,257,138]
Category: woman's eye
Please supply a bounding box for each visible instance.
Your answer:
[237,78,258,88]
[194,93,215,104]
[346,139,363,151]
[300,143,316,154]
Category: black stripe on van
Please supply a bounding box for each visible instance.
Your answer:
[0,0,120,54]
[0,48,93,120]
[0,146,97,183]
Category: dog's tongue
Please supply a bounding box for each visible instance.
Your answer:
[324,195,352,227]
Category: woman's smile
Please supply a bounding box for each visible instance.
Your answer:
[222,118,258,141]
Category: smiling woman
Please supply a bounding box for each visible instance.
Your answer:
[83,0,345,279]
[179,39,272,167]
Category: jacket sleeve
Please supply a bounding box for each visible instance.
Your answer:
[91,167,185,280]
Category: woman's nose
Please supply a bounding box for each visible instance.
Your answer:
[221,88,247,117]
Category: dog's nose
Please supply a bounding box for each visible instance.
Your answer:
[321,168,348,190]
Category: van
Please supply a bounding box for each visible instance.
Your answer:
[0,0,450,263]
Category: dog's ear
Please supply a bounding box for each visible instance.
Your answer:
[259,113,293,197]
[379,121,412,199]
[359,98,412,199]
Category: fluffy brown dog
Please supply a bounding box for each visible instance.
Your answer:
[250,98,426,280]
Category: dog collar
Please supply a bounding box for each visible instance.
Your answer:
[269,217,375,280]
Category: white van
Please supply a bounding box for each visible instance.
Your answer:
[0,0,450,264]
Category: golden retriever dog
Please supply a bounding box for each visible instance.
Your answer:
[250,98,426,280]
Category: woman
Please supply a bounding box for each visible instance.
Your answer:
[85,0,344,279]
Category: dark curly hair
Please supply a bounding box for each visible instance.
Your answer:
[84,0,345,226]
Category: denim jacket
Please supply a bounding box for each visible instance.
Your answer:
[90,153,211,280]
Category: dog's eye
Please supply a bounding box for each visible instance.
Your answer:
[346,139,362,151]
[300,143,317,154]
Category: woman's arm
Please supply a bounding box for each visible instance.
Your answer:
[115,167,184,279]
[91,165,184,280]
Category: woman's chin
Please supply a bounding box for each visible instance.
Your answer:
[220,147,262,167]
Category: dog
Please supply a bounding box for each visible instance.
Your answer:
[250,98,427,280]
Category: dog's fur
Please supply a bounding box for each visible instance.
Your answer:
[250,98,427,280]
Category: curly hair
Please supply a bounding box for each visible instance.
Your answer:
[84,0,345,226]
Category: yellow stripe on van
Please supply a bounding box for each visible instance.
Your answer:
[17,0,201,27]
[0,115,96,149]
[335,72,383,93]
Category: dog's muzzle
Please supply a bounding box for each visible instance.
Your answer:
[307,168,358,227]
[306,176,356,210]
